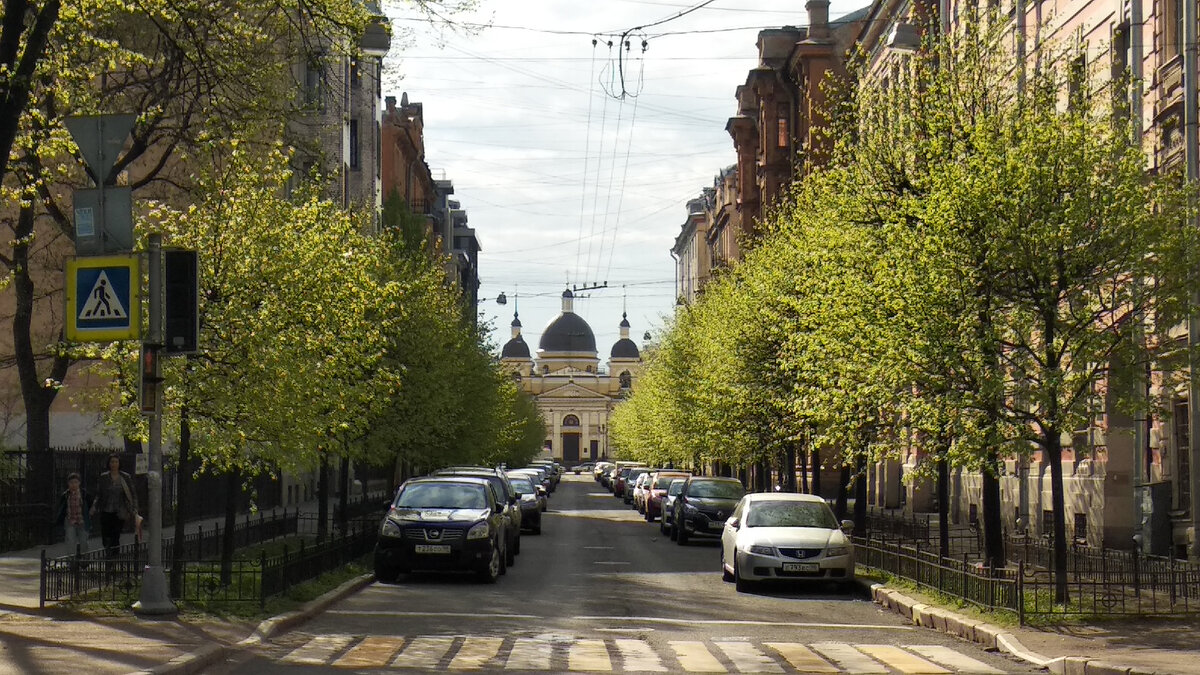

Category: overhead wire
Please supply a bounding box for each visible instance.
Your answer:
[575,38,600,287]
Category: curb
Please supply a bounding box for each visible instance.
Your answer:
[866,582,1178,675]
[133,573,375,675]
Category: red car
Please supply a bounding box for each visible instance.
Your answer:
[645,471,690,522]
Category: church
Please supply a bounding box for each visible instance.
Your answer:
[499,290,642,465]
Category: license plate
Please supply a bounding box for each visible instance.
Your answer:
[709,522,725,531]
[783,562,819,572]
[414,544,451,554]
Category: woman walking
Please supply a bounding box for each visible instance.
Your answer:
[90,454,139,557]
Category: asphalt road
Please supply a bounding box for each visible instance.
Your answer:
[213,473,1039,673]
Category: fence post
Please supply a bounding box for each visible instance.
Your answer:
[38,548,46,610]
[1171,556,1177,606]
[260,550,267,609]
[1133,546,1140,599]
[962,552,968,602]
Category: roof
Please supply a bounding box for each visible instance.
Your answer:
[538,312,597,353]
[742,492,827,503]
[610,338,640,359]
[501,335,531,358]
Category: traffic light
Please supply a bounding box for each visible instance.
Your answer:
[164,249,198,354]
[140,344,160,414]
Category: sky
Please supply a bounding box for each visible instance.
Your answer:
[380,0,864,360]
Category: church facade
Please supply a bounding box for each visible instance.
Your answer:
[499,290,642,465]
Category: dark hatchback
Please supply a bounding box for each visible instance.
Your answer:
[673,476,746,544]
[374,477,508,583]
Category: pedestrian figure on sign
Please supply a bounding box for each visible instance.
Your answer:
[88,279,111,317]
[55,472,93,553]
[90,454,138,558]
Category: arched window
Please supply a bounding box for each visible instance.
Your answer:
[619,371,632,389]
[562,415,580,427]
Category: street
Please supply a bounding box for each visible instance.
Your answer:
[213,474,1038,673]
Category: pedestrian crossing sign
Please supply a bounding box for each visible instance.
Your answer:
[65,255,140,342]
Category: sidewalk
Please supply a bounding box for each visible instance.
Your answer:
[0,500,348,674]
[869,582,1200,674]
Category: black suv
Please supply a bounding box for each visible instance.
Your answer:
[374,477,508,583]
[434,468,522,564]
[673,476,746,544]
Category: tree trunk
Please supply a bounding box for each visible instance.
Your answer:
[338,454,350,537]
[835,464,850,520]
[982,449,1005,569]
[219,468,239,585]
[785,443,797,492]
[799,446,809,493]
[937,452,950,559]
[853,452,868,535]
[317,454,329,543]
[170,405,191,597]
[811,449,822,497]
[1047,430,1069,603]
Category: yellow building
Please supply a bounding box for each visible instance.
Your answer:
[500,290,641,464]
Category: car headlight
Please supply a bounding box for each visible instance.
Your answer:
[747,545,776,556]
[521,493,537,503]
[380,519,402,538]
[466,522,490,540]
[683,503,698,514]
[826,545,851,557]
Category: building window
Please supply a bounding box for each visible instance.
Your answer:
[1166,0,1184,60]
[349,119,360,170]
[304,53,325,110]
[619,371,632,389]
[1042,510,1055,539]
[563,415,580,427]
[1073,513,1088,544]
[968,503,978,525]
[350,57,361,89]
[1067,54,1086,110]
[1111,23,1131,120]
[776,103,788,148]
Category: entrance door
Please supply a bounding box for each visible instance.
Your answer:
[562,433,580,463]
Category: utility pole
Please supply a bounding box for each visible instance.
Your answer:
[1186,0,1200,560]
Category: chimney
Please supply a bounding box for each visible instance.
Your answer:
[806,0,830,39]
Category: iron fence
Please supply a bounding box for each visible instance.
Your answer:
[0,503,52,550]
[260,517,378,601]
[853,535,1019,613]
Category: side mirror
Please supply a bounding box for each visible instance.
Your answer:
[840,519,855,533]
[727,517,740,530]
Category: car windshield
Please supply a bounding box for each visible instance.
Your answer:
[746,501,838,529]
[687,481,745,499]
[508,477,534,493]
[668,480,685,495]
[655,476,684,489]
[396,484,487,510]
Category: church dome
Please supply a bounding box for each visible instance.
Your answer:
[610,338,639,359]
[538,313,596,353]
[502,335,530,358]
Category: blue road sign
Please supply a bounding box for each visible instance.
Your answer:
[65,256,140,342]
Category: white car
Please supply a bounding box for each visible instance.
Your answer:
[720,493,855,592]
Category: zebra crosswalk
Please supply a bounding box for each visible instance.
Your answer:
[277,633,1015,673]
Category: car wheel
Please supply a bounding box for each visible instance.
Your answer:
[659,519,668,535]
[374,560,399,584]
[721,551,734,582]
[676,521,689,545]
[645,509,653,522]
[478,544,501,583]
[532,521,542,535]
[499,540,508,576]
[734,555,751,593]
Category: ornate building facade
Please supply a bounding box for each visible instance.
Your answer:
[499,291,642,464]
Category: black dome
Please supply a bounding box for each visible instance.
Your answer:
[610,338,640,359]
[501,335,530,358]
[538,313,597,353]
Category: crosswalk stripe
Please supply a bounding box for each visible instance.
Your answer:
[392,636,456,669]
[856,645,951,674]
[713,642,783,673]
[615,638,666,672]
[281,634,353,665]
[764,642,839,673]
[568,639,611,671]
[669,641,726,673]
[448,636,503,670]
[810,642,888,674]
[333,636,405,668]
[506,638,552,670]
[906,645,1006,674]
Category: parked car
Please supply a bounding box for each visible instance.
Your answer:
[612,467,633,497]
[511,468,551,505]
[659,478,687,534]
[593,462,613,483]
[645,472,690,522]
[506,473,543,534]
[572,462,595,474]
[373,476,508,583]
[720,492,855,592]
[632,472,654,512]
[527,463,559,491]
[433,468,522,564]
[673,476,746,544]
[623,467,651,504]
